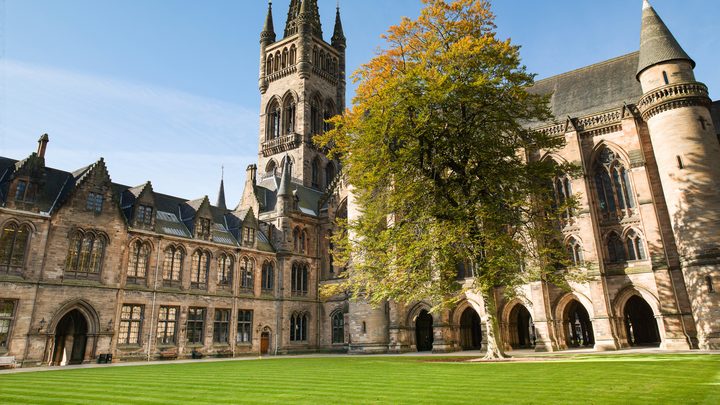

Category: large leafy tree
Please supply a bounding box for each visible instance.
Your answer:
[317,0,575,358]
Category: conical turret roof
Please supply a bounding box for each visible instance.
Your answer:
[637,0,694,78]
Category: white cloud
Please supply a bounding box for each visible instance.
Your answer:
[0,60,259,206]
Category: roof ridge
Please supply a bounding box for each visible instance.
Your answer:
[534,51,640,85]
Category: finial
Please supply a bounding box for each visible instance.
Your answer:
[221,165,224,181]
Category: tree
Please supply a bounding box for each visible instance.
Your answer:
[317,0,577,359]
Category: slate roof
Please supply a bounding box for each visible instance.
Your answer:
[0,154,275,253]
[529,52,644,121]
[637,0,694,77]
[256,175,326,217]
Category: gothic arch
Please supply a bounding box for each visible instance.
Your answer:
[0,218,37,233]
[406,301,433,325]
[540,152,569,166]
[48,299,100,335]
[500,297,532,325]
[612,285,661,317]
[265,159,278,175]
[128,237,154,251]
[590,141,632,166]
[553,292,595,322]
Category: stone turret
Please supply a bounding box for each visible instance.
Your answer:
[636,0,720,350]
[259,1,276,93]
[332,5,347,111]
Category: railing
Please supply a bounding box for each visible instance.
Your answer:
[262,133,302,157]
[637,82,710,118]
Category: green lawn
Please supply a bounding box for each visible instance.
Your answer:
[0,354,718,404]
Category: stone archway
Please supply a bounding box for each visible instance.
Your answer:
[561,300,595,348]
[415,310,434,352]
[52,309,89,366]
[624,295,660,347]
[508,304,535,349]
[459,307,482,350]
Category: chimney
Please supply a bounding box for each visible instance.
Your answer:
[37,134,49,158]
[247,164,257,185]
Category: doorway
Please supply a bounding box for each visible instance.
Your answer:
[260,332,270,355]
[508,305,535,349]
[459,308,482,350]
[415,310,434,352]
[53,309,89,365]
[624,295,660,346]
[563,300,594,348]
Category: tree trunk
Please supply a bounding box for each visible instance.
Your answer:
[482,287,509,359]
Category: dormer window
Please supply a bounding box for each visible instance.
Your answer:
[135,205,153,227]
[14,180,36,203]
[243,227,255,246]
[197,218,212,240]
[86,192,104,213]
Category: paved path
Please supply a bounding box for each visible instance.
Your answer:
[1,347,717,375]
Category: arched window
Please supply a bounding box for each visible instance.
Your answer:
[267,100,281,140]
[290,312,308,342]
[289,45,297,65]
[567,237,584,266]
[323,100,335,133]
[293,227,300,252]
[300,229,307,254]
[281,48,288,69]
[127,240,150,282]
[0,222,30,274]
[310,96,322,136]
[625,230,647,261]
[594,148,636,218]
[266,54,274,75]
[312,46,319,67]
[274,51,280,71]
[65,231,106,277]
[162,245,184,285]
[331,312,344,344]
[240,257,254,292]
[325,163,336,189]
[283,97,296,134]
[217,253,233,287]
[552,174,573,222]
[266,159,277,177]
[291,263,308,296]
[261,261,274,292]
[190,250,210,289]
[311,158,320,189]
[327,231,334,275]
[606,232,626,263]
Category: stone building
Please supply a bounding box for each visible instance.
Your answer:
[0,1,718,367]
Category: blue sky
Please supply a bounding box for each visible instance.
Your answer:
[1,0,718,206]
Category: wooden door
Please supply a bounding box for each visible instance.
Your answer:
[260,332,270,354]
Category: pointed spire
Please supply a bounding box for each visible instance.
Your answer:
[261,1,276,44]
[331,3,346,47]
[637,0,695,78]
[285,0,322,38]
[217,167,227,210]
[278,156,292,197]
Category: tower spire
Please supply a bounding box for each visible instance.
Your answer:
[637,0,695,78]
[285,0,322,38]
[332,2,346,47]
[278,156,292,198]
[217,166,227,210]
[261,0,276,44]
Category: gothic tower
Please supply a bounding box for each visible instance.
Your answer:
[636,0,720,349]
[257,0,346,191]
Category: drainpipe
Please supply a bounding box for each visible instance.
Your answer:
[23,215,53,366]
[146,237,163,361]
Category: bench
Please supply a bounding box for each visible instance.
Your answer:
[0,356,17,369]
[158,350,178,360]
